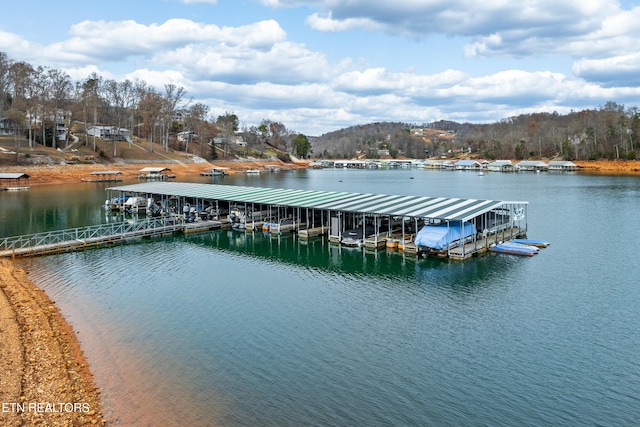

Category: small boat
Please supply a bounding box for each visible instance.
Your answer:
[245,169,261,174]
[500,241,539,253]
[103,196,130,211]
[124,196,150,213]
[386,238,398,249]
[397,236,414,251]
[511,238,550,248]
[341,225,375,247]
[270,218,296,234]
[489,241,538,256]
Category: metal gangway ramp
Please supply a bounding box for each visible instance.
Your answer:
[0,218,185,258]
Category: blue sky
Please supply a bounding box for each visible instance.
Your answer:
[2,0,640,135]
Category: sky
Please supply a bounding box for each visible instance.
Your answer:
[2,0,640,135]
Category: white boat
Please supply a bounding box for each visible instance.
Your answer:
[341,225,375,247]
[124,196,150,213]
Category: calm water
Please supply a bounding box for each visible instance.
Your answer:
[3,169,640,426]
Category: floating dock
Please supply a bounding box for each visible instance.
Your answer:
[101,182,529,260]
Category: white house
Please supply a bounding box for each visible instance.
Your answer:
[86,125,131,142]
[0,117,15,135]
[233,136,246,147]
[177,131,197,143]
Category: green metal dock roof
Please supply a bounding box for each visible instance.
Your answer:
[107,182,527,222]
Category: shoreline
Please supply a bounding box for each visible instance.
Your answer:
[0,159,639,189]
[0,160,308,187]
[0,259,104,426]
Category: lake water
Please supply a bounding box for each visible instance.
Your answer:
[3,169,640,426]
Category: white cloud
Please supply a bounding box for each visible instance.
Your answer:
[573,53,640,86]
[333,68,468,95]
[306,12,383,33]
[3,1,640,135]
[53,19,287,63]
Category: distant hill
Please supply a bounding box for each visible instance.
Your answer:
[310,121,468,159]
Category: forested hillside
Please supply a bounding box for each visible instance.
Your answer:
[2,51,638,162]
[312,103,640,161]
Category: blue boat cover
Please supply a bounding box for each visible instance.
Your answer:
[415,221,477,250]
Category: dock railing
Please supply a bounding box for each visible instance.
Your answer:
[0,217,184,257]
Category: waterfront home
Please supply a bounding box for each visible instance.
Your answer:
[516,160,549,172]
[0,117,16,135]
[177,131,197,143]
[548,160,578,171]
[87,125,131,142]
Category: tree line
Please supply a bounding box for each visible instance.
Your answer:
[312,103,640,161]
[3,51,636,161]
[0,52,311,160]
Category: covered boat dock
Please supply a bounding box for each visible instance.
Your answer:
[105,182,528,260]
[83,171,124,182]
[0,173,30,190]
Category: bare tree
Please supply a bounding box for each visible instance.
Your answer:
[185,102,209,154]
[162,84,186,152]
[81,74,102,151]
[0,52,12,112]
[47,68,72,148]
[138,88,164,152]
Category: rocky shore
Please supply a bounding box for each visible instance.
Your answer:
[0,159,307,187]
[1,159,638,188]
[0,259,104,426]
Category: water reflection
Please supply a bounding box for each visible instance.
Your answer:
[181,229,517,289]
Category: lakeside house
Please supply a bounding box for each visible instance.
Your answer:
[177,131,197,143]
[0,117,16,135]
[87,125,131,142]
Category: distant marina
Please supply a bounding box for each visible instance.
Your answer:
[311,158,579,171]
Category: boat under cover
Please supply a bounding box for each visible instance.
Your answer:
[414,221,477,251]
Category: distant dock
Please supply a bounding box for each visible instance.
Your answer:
[0,172,30,191]
[82,171,124,182]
